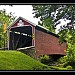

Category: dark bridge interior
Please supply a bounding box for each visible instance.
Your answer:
[9,26,32,50]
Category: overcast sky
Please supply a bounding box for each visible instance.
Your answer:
[0,5,70,33]
[0,5,40,25]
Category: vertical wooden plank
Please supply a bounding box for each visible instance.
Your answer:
[32,26,35,46]
[12,31,14,50]
[7,30,10,50]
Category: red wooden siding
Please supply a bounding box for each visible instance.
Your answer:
[35,29,67,57]
[7,17,67,57]
[9,19,35,47]
[11,19,34,28]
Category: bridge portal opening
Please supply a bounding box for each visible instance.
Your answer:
[9,26,32,50]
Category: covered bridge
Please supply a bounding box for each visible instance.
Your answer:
[7,17,67,57]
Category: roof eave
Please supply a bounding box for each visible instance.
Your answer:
[7,16,37,30]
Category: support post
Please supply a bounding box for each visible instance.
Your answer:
[4,33,5,50]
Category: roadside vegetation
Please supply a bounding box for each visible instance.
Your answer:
[0,5,75,70]
[0,50,51,70]
[0,50,73,70]
[38,55,73,70]
[32,5,75,71]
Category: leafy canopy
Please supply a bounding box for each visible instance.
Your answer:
[0,9,16,47]
[32,5,75,66]
[32,5,75,31]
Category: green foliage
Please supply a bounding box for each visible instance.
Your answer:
[32,5,57,33]
[42,17,55,32]
[32,5,75,70]
[32,5,75,32]
[50,66,73,70]
[0,50,51,70]
[39,55,50,65]
[39,55,58,66]
[64,59,75,69]
[33,65,51,70]
[58,29,75,69]
[67,31,75,64]
[0,9,16,48]
[0,9,15,25]
[57,56,68,64]
[66,65,73,70]
[0,50,74,70]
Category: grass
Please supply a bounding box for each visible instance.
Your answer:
[0,50,73,71]
[49,66,68,70]
[0,50,51,70]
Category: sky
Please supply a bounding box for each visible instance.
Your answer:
[0,5,70,33]
[0,5,40,25]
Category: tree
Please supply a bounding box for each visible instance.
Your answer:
[32,5,59,33]
[0,9,16,48]
[58,29,75,67]
[32,5,75,66]
[32,5,75,31]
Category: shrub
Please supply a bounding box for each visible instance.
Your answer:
[50,66,73,70]
[56,64,64,68]
[39,55,50,65]
[50,66,68,70]
[33,65,51,70]
[66,65,73,70]
[63,60,75,69]
[57,56,68,64]
[39,55,60,66]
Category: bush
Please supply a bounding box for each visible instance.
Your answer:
[50,66,73,70]
[64,60,75,69]
[66,65,73,70]
[39,55,60,66]
[56,64,64,68]
[50,66,68,70]
[33,65,51,70]
[39,55,50,65]
[57,56,68,64]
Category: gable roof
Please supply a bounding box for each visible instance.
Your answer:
[7,16,36,30]
[7,16,66,42]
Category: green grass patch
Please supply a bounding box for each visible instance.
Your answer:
[0,50,51,70]
[49,66,73,70]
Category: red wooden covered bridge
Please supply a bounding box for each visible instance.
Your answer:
[7,17,67,57]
